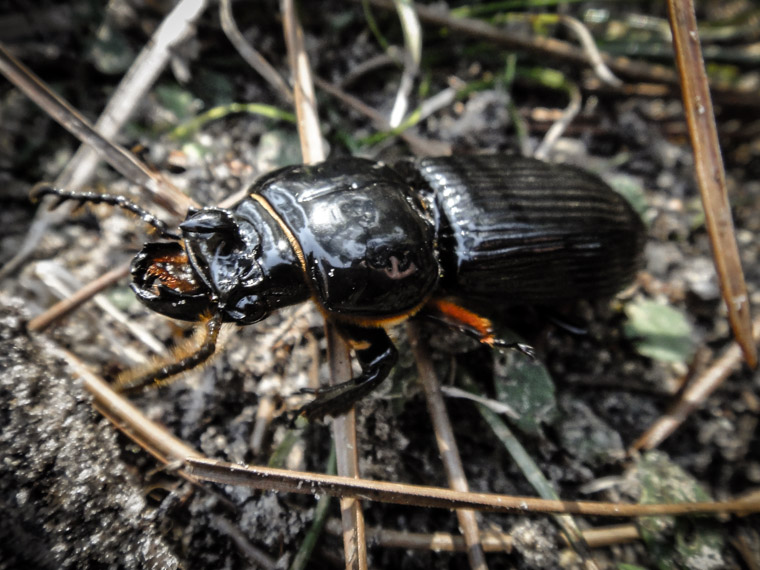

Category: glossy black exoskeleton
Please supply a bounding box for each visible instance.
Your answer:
[33,154,645,419]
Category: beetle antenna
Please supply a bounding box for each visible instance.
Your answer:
[113,313,223,394]
[30,183,181,240]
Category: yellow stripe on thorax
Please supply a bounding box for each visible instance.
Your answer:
[249,193,308,277]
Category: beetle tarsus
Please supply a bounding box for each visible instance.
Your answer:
[492,340,536,360]
[297,324,398,421]
[296,371,386,421]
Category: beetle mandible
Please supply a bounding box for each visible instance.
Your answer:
[34,154,645,419]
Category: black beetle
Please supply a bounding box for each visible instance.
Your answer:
[33,154,645,419]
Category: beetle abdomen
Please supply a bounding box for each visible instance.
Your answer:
[413,155,645,303]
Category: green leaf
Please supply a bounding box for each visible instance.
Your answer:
[193,69,235,107]
[169,105,296,142]
[492,344,558,436]
[155,84,201,122]
[623,299,695,364]
[257,129,303,170]
[105,286,138,312]
[607,173,648,221]
[637,451,726,570]
[557,399,624,467]
[89,23,134,74]
[472,400,587,549]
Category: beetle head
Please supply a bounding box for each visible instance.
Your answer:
[131,207,272,324]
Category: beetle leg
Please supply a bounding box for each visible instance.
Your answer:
[421,298,535,359]
[114,313,222,394]
[298,324,397,421]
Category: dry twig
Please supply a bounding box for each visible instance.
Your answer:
[325,519,641,552]
[313,76,451,156]
[219,0,292,103]
[408,321,489,570]
[184,456,760,517]
[667,0,757,369]
[632,315,760,451]
[362,0,759,108]
[280,1,367,568]
[46,349,760,521]
[27,263,131,333]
